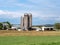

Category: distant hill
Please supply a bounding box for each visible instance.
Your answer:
[32,24,54,27]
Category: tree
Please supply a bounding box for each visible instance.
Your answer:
[54,23,60,30]
[6,21,12,28]
[0,23,3,29]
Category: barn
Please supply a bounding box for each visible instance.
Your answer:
[41,24,54,31]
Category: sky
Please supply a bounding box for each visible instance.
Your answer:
[0,0,60,25]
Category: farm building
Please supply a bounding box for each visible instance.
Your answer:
[41,24,54,31]
[2,23,9,30]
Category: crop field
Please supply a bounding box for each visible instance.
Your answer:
[0,30,60,45]
[0,30,60,36]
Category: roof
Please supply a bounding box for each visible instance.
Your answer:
[43,24,54,27]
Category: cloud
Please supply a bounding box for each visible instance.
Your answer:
[0,10,7,15]
[27,0,59,8]
[0,10,39,18]
[0,0,35,8]
[0,10,23,18]
[0,10,60,19]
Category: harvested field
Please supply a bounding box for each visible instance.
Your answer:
[0,30,60,36]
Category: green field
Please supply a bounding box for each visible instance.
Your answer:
[0,36,60,45]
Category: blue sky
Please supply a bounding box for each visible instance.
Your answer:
[0,0,60,25]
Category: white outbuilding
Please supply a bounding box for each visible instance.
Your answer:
[32,27,41,31]
[41,26,54,31]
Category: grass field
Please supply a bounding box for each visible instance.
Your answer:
[0,36,60,45]
[0,30,60,45]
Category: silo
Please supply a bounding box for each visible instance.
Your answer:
[20,16,24,30]
[29,13,32,28]
[24,13,29,30]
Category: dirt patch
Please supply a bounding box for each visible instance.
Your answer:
[0,30,60,36]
